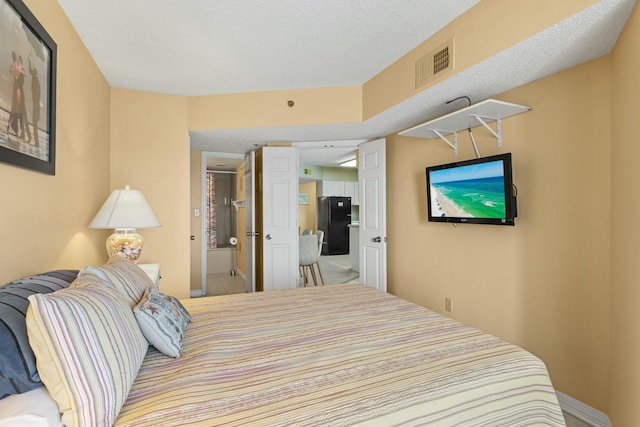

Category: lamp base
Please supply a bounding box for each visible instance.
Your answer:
[106,228,144,263]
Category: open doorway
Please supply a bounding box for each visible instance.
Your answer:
[295,140,364,286]
[200,152,245,296]
[193,139,383,295]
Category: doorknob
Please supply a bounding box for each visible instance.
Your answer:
[265,234,272,240]
[372,236,382,243]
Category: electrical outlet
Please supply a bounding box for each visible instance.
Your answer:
[445,297,453,313]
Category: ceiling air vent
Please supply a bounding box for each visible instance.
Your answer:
[415,38,454,89]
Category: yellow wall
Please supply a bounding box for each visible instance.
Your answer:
[109,89,191,299]
[189,150,202,292]
[188,85,362,131]
[236,161,247,277]
[298,181,318,234]
[0,0,110,284]
[364,0,598,119]
[387,56,612,411]
[610,4,640,425]
[7,0,640,422]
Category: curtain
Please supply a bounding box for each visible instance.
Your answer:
[206,171,217,249]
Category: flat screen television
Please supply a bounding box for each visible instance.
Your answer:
[426,153,517,226]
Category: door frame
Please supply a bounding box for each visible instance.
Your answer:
[245,150,256,293]
[300,142,386,289]
[200,151,246,296]
[197,146,387,293]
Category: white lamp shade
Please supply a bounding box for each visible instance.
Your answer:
[89,187,160,229]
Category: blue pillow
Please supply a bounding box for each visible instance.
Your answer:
[134,288,191,358]
[0,270,78,399]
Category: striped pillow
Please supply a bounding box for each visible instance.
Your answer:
[0,270,78,399]
[77,256,156,307]
[26,280,148,427]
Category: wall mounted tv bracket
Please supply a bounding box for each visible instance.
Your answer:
[399,99,531,157]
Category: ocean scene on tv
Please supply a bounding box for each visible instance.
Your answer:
[429,160,506,218]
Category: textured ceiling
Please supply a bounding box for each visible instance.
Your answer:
[57,0,479,96]
[57,0,636,166]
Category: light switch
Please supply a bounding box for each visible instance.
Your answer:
[194,208,200,217]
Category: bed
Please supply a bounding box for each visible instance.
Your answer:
[0,259,566,426]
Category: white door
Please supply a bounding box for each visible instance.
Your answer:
[245,151,256,293]
[262,147,299,290]
[358,138,387,292]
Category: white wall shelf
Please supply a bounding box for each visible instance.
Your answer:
[399,99,531,156]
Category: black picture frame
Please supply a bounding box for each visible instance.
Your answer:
[0,0,56,175]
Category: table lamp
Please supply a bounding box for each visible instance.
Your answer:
[89,185,160,263]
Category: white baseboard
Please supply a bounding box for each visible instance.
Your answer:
[556,391,611,427]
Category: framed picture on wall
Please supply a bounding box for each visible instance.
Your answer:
[0,0,57,175]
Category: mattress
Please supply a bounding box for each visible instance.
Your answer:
[115,284,565,426]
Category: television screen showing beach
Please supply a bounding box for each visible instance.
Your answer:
[429,160,506,218]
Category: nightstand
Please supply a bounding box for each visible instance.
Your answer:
[138,263,161,288]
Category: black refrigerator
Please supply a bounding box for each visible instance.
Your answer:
[317,196,351,255]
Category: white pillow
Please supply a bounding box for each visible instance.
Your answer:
[0,387,62,427]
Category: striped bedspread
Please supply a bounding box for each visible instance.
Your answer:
[115,284,565,426]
